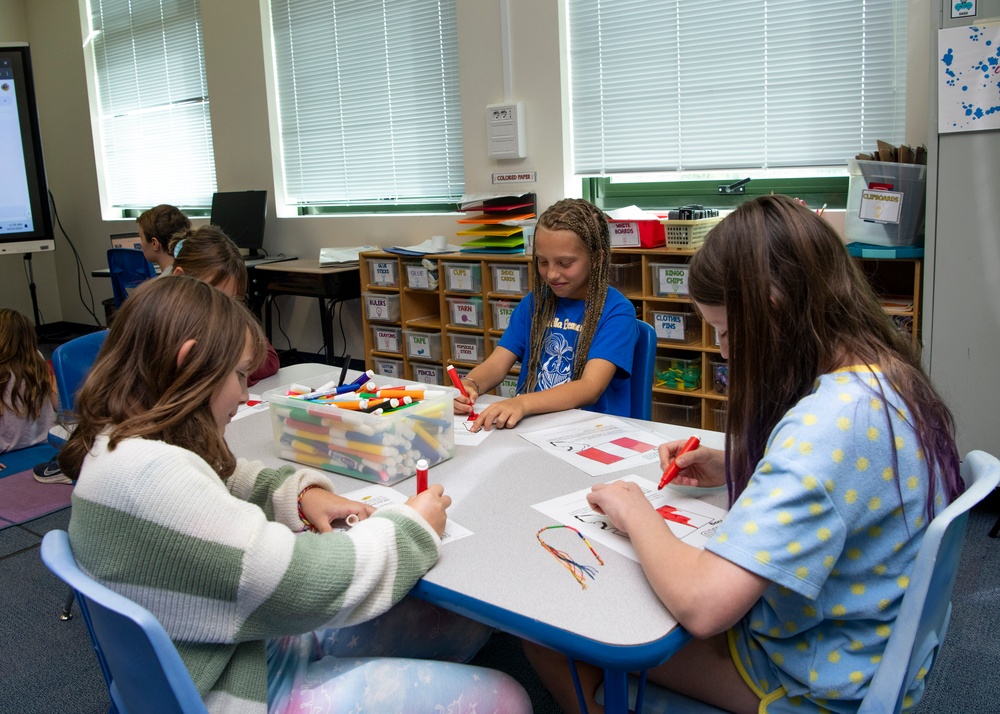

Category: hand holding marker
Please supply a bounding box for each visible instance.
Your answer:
[447,364,477,420]
[658,436,700,489]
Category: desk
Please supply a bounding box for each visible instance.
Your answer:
[249,259,361,365]
[227,366,727,714]
[90,254,295,280]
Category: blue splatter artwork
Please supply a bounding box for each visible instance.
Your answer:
[939,24,1000,132]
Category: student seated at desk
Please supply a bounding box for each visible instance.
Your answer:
[58,276,530,714]
[169,225,279,386]
[525,195,964,714]
[454,198,637,430]
[137,203,191,274]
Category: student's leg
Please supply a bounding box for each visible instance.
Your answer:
[523,633,761,714]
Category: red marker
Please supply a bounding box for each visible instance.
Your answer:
[658,436,700,490]
[416,458,429,494]
[446,364,477,420]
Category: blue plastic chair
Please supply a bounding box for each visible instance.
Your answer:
[51,330,108,416]
[594,450,1000,713]
[107,248,156,308]
[41,530,208,714]
[630,321,656,420]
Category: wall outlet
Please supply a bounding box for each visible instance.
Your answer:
[487,102,526,159]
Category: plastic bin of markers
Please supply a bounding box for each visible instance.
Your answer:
[264,376,458,486]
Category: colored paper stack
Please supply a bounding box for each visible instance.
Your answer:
[456,193,536,253]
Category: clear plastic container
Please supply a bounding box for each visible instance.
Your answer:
[446,296,484,328]
[609,260,641,295]
[496,374,519,398]
[412,363,444,385]
[363,292,401,322]
[845,159,927,247]
[713,404,728,432]
[654,355,702,391]
[372,357,404,379]
[443,262,482,292]
[366,258,399,287]
[264,375,457,485]
[710,358,729,395]
[650,310,699,343]
[403,329,442,361]
[653,397,702,428]
[450,333,485,363]
[490,263,529,294]
[649,262,690,297]
[404,261,437,290]
[490,298,518,330]
[370,325,402,354]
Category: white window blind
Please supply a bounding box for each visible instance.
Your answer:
[268,0,464,207]
[85,0,217,211]
[568,0,907,175]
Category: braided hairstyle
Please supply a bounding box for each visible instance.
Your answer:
[522,198,611,393]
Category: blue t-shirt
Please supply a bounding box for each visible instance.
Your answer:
[707,367,944,713]
[497,287,637,417]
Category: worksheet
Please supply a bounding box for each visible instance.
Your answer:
[519,416,664,477]
[532,474,726,563]
[336,484,473,545]
[232,394,268,421]
[452,415,492,446]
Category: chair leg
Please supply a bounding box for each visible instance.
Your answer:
[60,589,75,620]
[989,516,1000,538]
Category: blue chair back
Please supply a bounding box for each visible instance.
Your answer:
[630,321,656,420]
[51,330,108,414]
[108,248,156,308]
[41,530,208,714]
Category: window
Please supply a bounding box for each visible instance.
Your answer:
[82,0,217,216]
[266,0,463,212]
[568,0,907,182]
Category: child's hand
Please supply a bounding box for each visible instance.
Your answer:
[405,484,451,536]
[299,488,375,533]
[470,397,525,431]
[587,480,655,534]
[658,441,726,488]
[452,378,480,415]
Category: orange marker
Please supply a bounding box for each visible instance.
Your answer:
[658,436,700,489]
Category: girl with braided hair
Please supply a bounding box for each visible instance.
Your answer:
[455,198,638,430]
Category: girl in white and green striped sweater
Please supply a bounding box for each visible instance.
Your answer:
[59,276,530,714]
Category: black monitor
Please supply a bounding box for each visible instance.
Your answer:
[210,190,267,258]
[0,44,54,256]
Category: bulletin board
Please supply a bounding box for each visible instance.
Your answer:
[939,22,1000,133]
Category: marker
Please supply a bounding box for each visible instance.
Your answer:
[345,514,360,527]
[446,364,477,420]
[416,458,429,494]
[658,436,700,490]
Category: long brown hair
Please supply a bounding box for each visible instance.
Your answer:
[169,225,248,296]
[522,198,611,392]
[689,195,961,515]
[59,276,267,480]
[0,308,53,420]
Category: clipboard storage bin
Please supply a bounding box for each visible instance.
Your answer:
[657,216,723,249]
[845,159,926,247]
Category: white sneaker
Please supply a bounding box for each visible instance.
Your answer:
[32,459,72,485]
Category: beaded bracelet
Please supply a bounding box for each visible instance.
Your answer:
[298,484,323,533]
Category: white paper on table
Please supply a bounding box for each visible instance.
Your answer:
[453,415,492,446]
[337,484,473,545]
[532,474,727,563]
[232,395,268,421]
[519,416,663,477]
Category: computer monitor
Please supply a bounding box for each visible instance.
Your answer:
[210,190,267,258]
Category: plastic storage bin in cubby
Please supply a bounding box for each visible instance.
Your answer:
[654,355,702,391]
[446,296,483,328]
[404,261,437,290]
[496,374,518,398]
[490,298,518,330]
[363,291,400,322]
[404,329,442,361]
[658,217,723,250]
[372,357,404,379]
[713,404,728,432]
[412,363,444,385]
[653,397,702,428]
[450,333,485,363]
[366,258,399,287]
[650,310,699,343]
[710,358,728,395]
[845,159,927,247]
[371,325,402,354]
[490,263,529,294]
[264,375,457,485]
[650,263,690,297]
[609,260,641,295]
[443,262,482,293]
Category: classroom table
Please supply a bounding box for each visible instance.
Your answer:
[232,364,728,714]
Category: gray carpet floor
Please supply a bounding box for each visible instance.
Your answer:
[4,493,999,714]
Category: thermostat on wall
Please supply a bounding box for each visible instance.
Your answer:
[487,102,526,160]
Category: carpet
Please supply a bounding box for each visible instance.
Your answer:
[0,468,72,530]
[0,443,57,476]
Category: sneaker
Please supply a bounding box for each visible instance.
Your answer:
[33,458,72,485]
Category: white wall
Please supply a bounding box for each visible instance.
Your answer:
[6,0,927,361]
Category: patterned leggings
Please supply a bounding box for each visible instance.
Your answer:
[266,597,532,713]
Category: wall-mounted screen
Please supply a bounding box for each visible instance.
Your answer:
[0,44,53,255]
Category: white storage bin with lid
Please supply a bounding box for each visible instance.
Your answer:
[443,262,482,292]
[412,363,444,385]
[403,329,442,361]
[363,292,400,322]
[446,296,483,328]
[650,263,690,297]
[372,357,404,379]
[450,333,484,363]
[490,263,529,294]
[366,258,399,287]
[371,325,402,354]
[264,374,457,486]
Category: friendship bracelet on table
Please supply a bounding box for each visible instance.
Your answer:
[536,525,604,589]
[297,484,323,533]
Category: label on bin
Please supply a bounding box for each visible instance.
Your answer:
[496,267,524,292]
[366,295,389,319]
[406,265,429,289]
[859,190,903,225]
[609,221,640,247]
[656,266,689,296]
[497,376,518,398]
[454,340,480,361]
[372,261,396,285]
[494,303,515,329]
[451,300,479,325]
[448,266,474,291]
[413,365,441,384]
[408,334,433,357]
[654,313,688,341]
[375,329,399,352]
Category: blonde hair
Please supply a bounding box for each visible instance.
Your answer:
[59,276,267,480]
[0,308,52,420]
[169,225,248,296]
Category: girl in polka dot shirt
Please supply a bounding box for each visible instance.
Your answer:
[526,195,963,714]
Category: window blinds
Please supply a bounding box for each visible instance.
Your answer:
[568,0,907,175]
[87,0,217,210]
[267,0,464,207]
